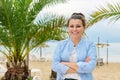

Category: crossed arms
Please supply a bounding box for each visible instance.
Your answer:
[61,57,91,74]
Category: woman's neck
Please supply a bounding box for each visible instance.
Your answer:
[72,38,81,47]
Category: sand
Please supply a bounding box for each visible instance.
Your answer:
[93,63,120,80]
[29,60,52,80]
[0,61,120,80]
[29,61,120,80]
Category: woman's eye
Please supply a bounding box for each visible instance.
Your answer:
[69,25,74,28]
[76,25,81,28]
[69,25,81,28]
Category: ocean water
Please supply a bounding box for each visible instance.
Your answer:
[0,41,120,62]
[97,43,120,62]
[40,41,120,63]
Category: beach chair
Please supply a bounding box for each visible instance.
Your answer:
[97,58,104,66]
[50,70,57,80]
[39,57,48,62]
[32,76,41,80]
[31,68,42,80]
[29,54,37,61]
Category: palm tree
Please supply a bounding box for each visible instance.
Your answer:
[87,1,120,27]
[0,0,67,79]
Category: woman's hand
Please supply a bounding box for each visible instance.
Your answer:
[60,57,91,73]
[61,62,78,73]
[61,62,78,72]
[85,57,91,62]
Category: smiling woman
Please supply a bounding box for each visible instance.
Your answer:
[52,13,97,80]
[67,13,85,45]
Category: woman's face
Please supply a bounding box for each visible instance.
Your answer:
[68,19,85,40]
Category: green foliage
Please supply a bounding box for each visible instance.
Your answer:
[87,1,120,27]
[0,0,67,67]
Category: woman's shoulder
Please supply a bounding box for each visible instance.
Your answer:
[81,38,96,50]
[58,38,70,45]
[55,39,70,50]
[83,37,96,45]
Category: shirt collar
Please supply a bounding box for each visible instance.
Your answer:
[68,37,85,48]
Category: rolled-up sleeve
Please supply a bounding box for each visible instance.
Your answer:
[52,43,69,75]
[77,43,97,73]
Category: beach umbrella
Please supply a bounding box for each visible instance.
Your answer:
[96,37,110,65]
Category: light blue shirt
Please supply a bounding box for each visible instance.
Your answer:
[52,37,97,80]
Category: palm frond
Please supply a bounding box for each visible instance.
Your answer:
[31,14,66,49]
[87,1,120,27]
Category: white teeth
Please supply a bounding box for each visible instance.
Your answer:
[73,32,78,34]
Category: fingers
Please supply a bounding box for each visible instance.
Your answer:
[85,57,91,62]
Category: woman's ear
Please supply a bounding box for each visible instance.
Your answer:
[85,26,87,29]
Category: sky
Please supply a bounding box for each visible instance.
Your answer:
[39,0,120,43]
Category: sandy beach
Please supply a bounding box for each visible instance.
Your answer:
[29,61,52,80]
[93,63,120,80]
[29,61,120,80]
[0,61,120,80]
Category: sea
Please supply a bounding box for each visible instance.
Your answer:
[0,41,120,63]
[39,41,120,63]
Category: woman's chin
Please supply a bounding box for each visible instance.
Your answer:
[72,36,80,40]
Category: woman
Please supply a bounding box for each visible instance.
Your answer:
[52,13,97,80]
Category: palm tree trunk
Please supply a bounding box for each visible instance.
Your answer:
[2,61,30,80]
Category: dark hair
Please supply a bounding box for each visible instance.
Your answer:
[67,13,86,27]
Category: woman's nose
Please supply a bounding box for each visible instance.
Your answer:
[73,27,77,30]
